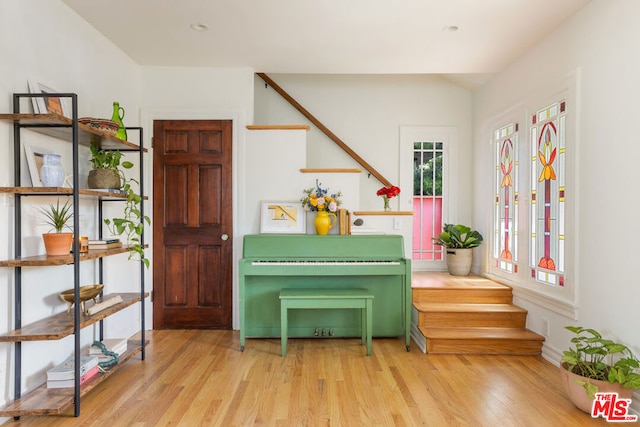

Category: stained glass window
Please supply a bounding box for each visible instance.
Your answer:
[494,123,518,273]
[530,101,566,287]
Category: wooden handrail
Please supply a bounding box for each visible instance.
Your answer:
[257,73,393,188]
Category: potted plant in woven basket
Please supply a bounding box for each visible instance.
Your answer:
[40,199,74,256]
[88,142,133,189]
[561,326,640,413]
[432,223,483,276]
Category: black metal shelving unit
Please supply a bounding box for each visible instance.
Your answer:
[0,93,148,418]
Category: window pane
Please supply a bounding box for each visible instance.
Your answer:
[412,141,443,261]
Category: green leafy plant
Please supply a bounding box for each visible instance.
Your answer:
[40,199,73,233]
[432,223,483,249]
[104,175,151,268]
[89,142,132,171]
[561,326,640,398]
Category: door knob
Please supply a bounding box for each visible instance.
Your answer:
[221,234,229,241]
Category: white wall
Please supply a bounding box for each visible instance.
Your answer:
[473,0,640,375]
[0,0,142,411]
[254,74,474,214]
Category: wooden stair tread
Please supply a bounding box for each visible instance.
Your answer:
[420,327,545,341]
[413,302,527,313]
[411,272,511,290]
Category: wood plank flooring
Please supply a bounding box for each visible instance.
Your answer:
[5,329,611,426]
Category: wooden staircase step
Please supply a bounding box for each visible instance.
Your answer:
[412,287,513,304]
[419,327,545,355]
[414,303,528,328]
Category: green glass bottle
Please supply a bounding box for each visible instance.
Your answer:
[111,101,127,141]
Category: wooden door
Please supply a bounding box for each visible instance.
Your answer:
[153,120,233,329]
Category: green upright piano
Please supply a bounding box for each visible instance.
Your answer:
[239,234,412,351]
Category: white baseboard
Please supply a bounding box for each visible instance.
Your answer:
[410,306,426,353]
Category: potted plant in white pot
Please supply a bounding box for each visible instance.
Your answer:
[561,326,640,413]
[40,199,74,256]
[432,223,483,276]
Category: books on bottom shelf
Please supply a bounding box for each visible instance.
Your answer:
[89,338,128,361]
[47,365,99,388]
[46,355,100,388]
[88,239,122,250]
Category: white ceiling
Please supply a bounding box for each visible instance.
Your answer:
[62,0,590,89]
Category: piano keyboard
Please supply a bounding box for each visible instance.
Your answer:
[251,260,401,266]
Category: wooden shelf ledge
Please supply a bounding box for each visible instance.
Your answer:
[353,211,414,216]
[0,187,147,200]
[0,293,149,342]
[246,125,310,131]
[0,340,147,417]
[0,113,146,151]
[300,168,362,174]
[0,245,149,267]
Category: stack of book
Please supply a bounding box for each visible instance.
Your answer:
[46,355,99,389]
[89,338,128,362]
[88,238,122,250]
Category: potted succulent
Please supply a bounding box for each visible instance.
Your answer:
[432,223,483,276]
[561,326,640,413]
[40,199,74,256]
[87,142,133,189]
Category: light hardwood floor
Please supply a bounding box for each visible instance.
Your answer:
[5,330,614,426]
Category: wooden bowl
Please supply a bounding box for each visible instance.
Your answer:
[60,284,104,310]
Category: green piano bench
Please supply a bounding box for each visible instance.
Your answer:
[279,288,374,357]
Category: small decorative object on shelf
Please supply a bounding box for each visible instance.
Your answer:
[376,185,401,211]
[111,101,127,140]
[40,153,65,187]
[301,179,342,235]
[59,284,104,314]
[78,117,119,136]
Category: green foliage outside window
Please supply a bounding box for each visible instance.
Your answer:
[413,142,443,196]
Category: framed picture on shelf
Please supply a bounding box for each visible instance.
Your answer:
[23,141,59,187]
[27,79,71,117]
[260,201,306,234]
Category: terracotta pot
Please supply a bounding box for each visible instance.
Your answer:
[560,362,634,413]
[88,169,121,189]
[42,232,73,256]
[445,248,473,276]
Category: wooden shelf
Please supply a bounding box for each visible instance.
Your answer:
[0,293,149,342]
[246,124,310,131]
[0,113,147,152]
[0,245,148,267]
[353,211,414,216]
[300,168,362,173]
[0,340,146,417]
[0,187,148,200]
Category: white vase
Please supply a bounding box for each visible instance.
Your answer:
[40,153,65,187]
[445,248,473,276]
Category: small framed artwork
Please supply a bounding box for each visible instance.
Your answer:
[27,79,70,117]
[260,201,306,234]
[23,141,58,187]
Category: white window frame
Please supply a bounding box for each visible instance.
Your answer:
[399,126,457,271]
[485,72,579,319]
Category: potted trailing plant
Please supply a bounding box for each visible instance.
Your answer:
[560,326,640,413]
[88,142,133,189]
[40,199,74,256]
[104,175,151,268]
[432,223,483,276]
